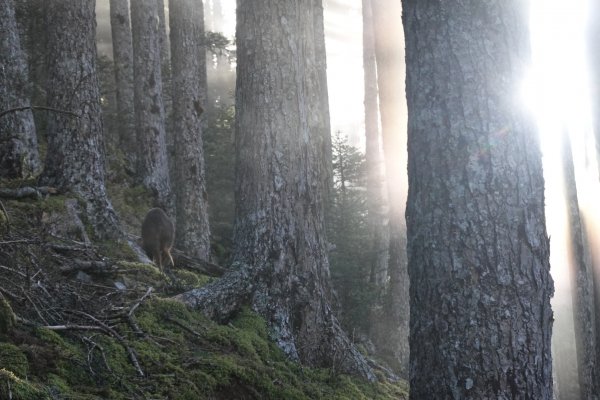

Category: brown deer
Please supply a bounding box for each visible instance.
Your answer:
[141,208,174,272]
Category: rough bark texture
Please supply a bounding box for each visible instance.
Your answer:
[156,0,173,159]
[403,2,554,398]
[109,0,136,173]
[38,0,121,240]
[130,0,172,210]
[169,0,211,261]
[0,0,40,179]
[371,0,409,375]
[363,0,389,287]
[587,3,600,396]
[175,0,375,381]
[562,134,597,400]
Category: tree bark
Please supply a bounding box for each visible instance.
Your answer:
[0,0,41,179]
[169,0,211,260]
[38,0,121,240]
[130,0,172,210]
[562,132,598,400]
[362,0,389,289]
[403,2,554,398]
[108,0,136,173]
[586,3,600,396]
[371,0,409,375]
[175,0,375,380]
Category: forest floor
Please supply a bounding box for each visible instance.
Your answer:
[0,178,408,399]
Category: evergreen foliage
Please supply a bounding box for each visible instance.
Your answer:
[329,132,377,337]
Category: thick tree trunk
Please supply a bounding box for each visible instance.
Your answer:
[562,133,598,400]
[169,0,211,260]
[371,0,409,375]
[403,2,554,398]
[0,0,40,179]
[108,0,136,173]
[362,0,389,289]
[38,0,121,240]
[130,0,172,210]
[175,0,375,380]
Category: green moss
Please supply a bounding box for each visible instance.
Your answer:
[0,298,16,334]
[0,369,49,400]
[0,343,28,377]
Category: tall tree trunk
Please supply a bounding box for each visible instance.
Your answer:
[371,0,409,375]
[586,3,600,396]
[39,0,121,240]
[0,0,41,179]
[561,132,597,400]
[403,2,554,398]
[109,0,136,174]
[130,0,172,210]
[169,0,211,260]
[175,0,374,380]
[156,0,173,161]
[362,0,389,289]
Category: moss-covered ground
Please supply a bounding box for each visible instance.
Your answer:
[0,180,408,399]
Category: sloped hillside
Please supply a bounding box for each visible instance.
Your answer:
[0,181,407,399]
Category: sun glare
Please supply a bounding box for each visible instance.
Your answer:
[527,0,600,388]
[527,0,596,281]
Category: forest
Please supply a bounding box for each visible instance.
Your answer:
[0,0,599,399]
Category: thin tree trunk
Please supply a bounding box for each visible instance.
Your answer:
[371,0,409,375]
[156,0,173,162]
[586,3,600,396]
[108,0,136,174]
[169,0,211,260]
[38,0,121,240]
[562,132,598,400]
[403,1,554,398]
[362,0,389,289]
[175,0,375,380]
[130,0,172,210]
[0,0,41,179]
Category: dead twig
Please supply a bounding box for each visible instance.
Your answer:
[0,264,27,278]
[166,316,204,338]
[74,311,145,377]
[127,287,153,337]
[0,199,9,234]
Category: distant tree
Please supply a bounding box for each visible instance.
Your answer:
[586,4,600,395]
[130,0,171,210]
[176,0,375,380]
[403,1,554,398]
[204,103,235,262]
[561,132,597,400]
[39,0,121,240]
[169,0,211,260]
[0,0,41,179]
[362,0,389,290]
[371,0,409,374]
[108,0,136,173]
[328,131,375,336]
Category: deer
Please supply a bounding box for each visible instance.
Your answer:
[141,208,175,273]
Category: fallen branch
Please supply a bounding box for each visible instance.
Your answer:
[171,248,229,277]
[60,259,119,274]
[74,311,145,377]
[15,316,104,332]
[0,186,58,200]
